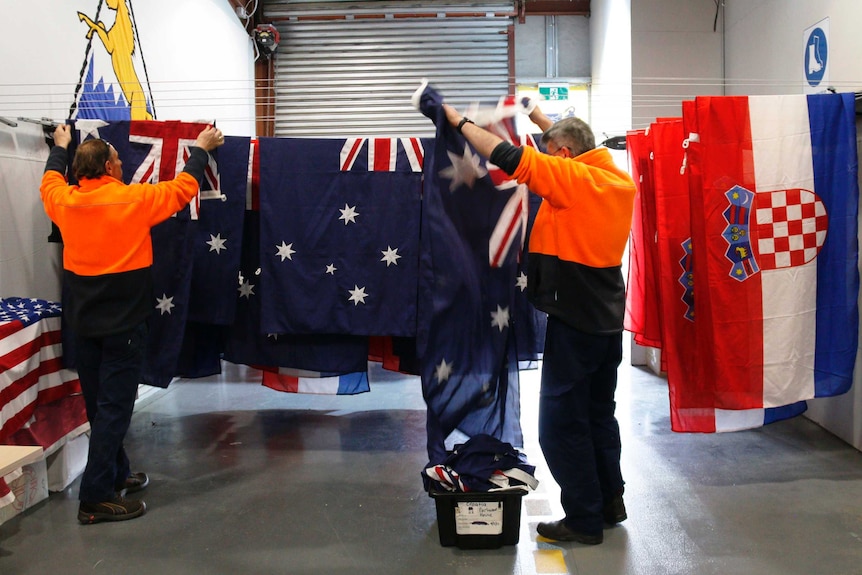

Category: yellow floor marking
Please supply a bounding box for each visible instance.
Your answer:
[533,548,568,574]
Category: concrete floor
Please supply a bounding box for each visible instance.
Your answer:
[2,354,862,574]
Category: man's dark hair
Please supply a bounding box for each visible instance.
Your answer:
[72,139,113,180]
[541,117,596,157]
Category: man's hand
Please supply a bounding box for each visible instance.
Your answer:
[194,126,225,152]
[52,124,72,149]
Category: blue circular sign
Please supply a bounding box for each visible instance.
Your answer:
[804,27,828,86]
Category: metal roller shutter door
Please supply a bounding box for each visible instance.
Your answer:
[264,2,514,137]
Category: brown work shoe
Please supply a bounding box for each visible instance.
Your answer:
[78,495,146,524]
[603,491,627,525]
[537,519,603,544]
[117,471,149,495]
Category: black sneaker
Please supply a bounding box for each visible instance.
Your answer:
[78,496,146,524]
[117,472,149,495]
[603,491,627,525]
[537,519,603,545]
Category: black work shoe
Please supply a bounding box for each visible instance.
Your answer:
[118,472,149,495]
[537,520,603,544]
[603,492,627,525]
[78,496,146,524]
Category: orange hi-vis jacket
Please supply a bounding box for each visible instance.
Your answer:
[41,172,200,276]
[40,145,204,337]
[511,145,636,334]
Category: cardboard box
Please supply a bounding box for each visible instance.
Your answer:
[0,459,49,526]
[430,488,527,549]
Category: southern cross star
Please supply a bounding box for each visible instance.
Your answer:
[207,233,227,254]
[155,294,175,315]
[435,358,453,382]
[339,204,359,225]
[439,144,488,192]
[276,241,295,261]
[380,246,401,266]
[490,305,510,332]
[348,285,368,305]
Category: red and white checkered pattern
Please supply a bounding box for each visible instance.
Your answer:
[755,188,828,269]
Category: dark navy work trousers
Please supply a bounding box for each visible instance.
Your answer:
[75,322,147,503]
[538,316,624,535]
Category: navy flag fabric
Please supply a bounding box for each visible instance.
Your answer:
[257,137,423,337]
[186,135,248,326]
[414,82,525,464]
[222,211,370,378]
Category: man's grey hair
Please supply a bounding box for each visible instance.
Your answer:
[541,117,596,157]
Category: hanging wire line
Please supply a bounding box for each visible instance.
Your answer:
[4,76,856,130]
[127,0,157,119]
[68,0,104,120]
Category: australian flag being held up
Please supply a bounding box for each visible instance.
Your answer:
[413,81,531,465]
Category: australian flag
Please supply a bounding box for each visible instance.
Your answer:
[257,137,424,336]
[413,82,526,464]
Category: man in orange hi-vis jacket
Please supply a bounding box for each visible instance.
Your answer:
[442,101,636,545]
[40,123,223,524]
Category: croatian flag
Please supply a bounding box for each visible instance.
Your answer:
[631,114,804,432]
[684,93,858,415]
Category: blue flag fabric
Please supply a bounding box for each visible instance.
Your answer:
[186,135,248,326]
[223,212,370,376]
[414,83,524,464]
[257,137,423,336]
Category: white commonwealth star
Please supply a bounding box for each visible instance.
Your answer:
[207,233,227,254]
[435,358,453,382]
[516,272,528,292]
[439,144,488,192]
[155,294,175,315]
[339,204,359,225]
[238,279,255,299]
[348,285,368,306]
[380,246,401,267]
[490,305,510,332]
[325,263,337,275]
[275,241,295,261]
[75,119,109,140]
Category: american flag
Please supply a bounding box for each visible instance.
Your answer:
[0,297,83,504]
[0,298,80,442]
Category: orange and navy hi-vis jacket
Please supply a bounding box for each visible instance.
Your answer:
[502,144,636,334]
[40,145,207,337]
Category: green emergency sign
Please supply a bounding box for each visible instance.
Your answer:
[538,85,569,101]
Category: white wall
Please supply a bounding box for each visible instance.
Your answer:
[0,0,255,300]
[631,0,724,128]
[724,0,862,450]
[724,0,862,95]
[589,0,632,140]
